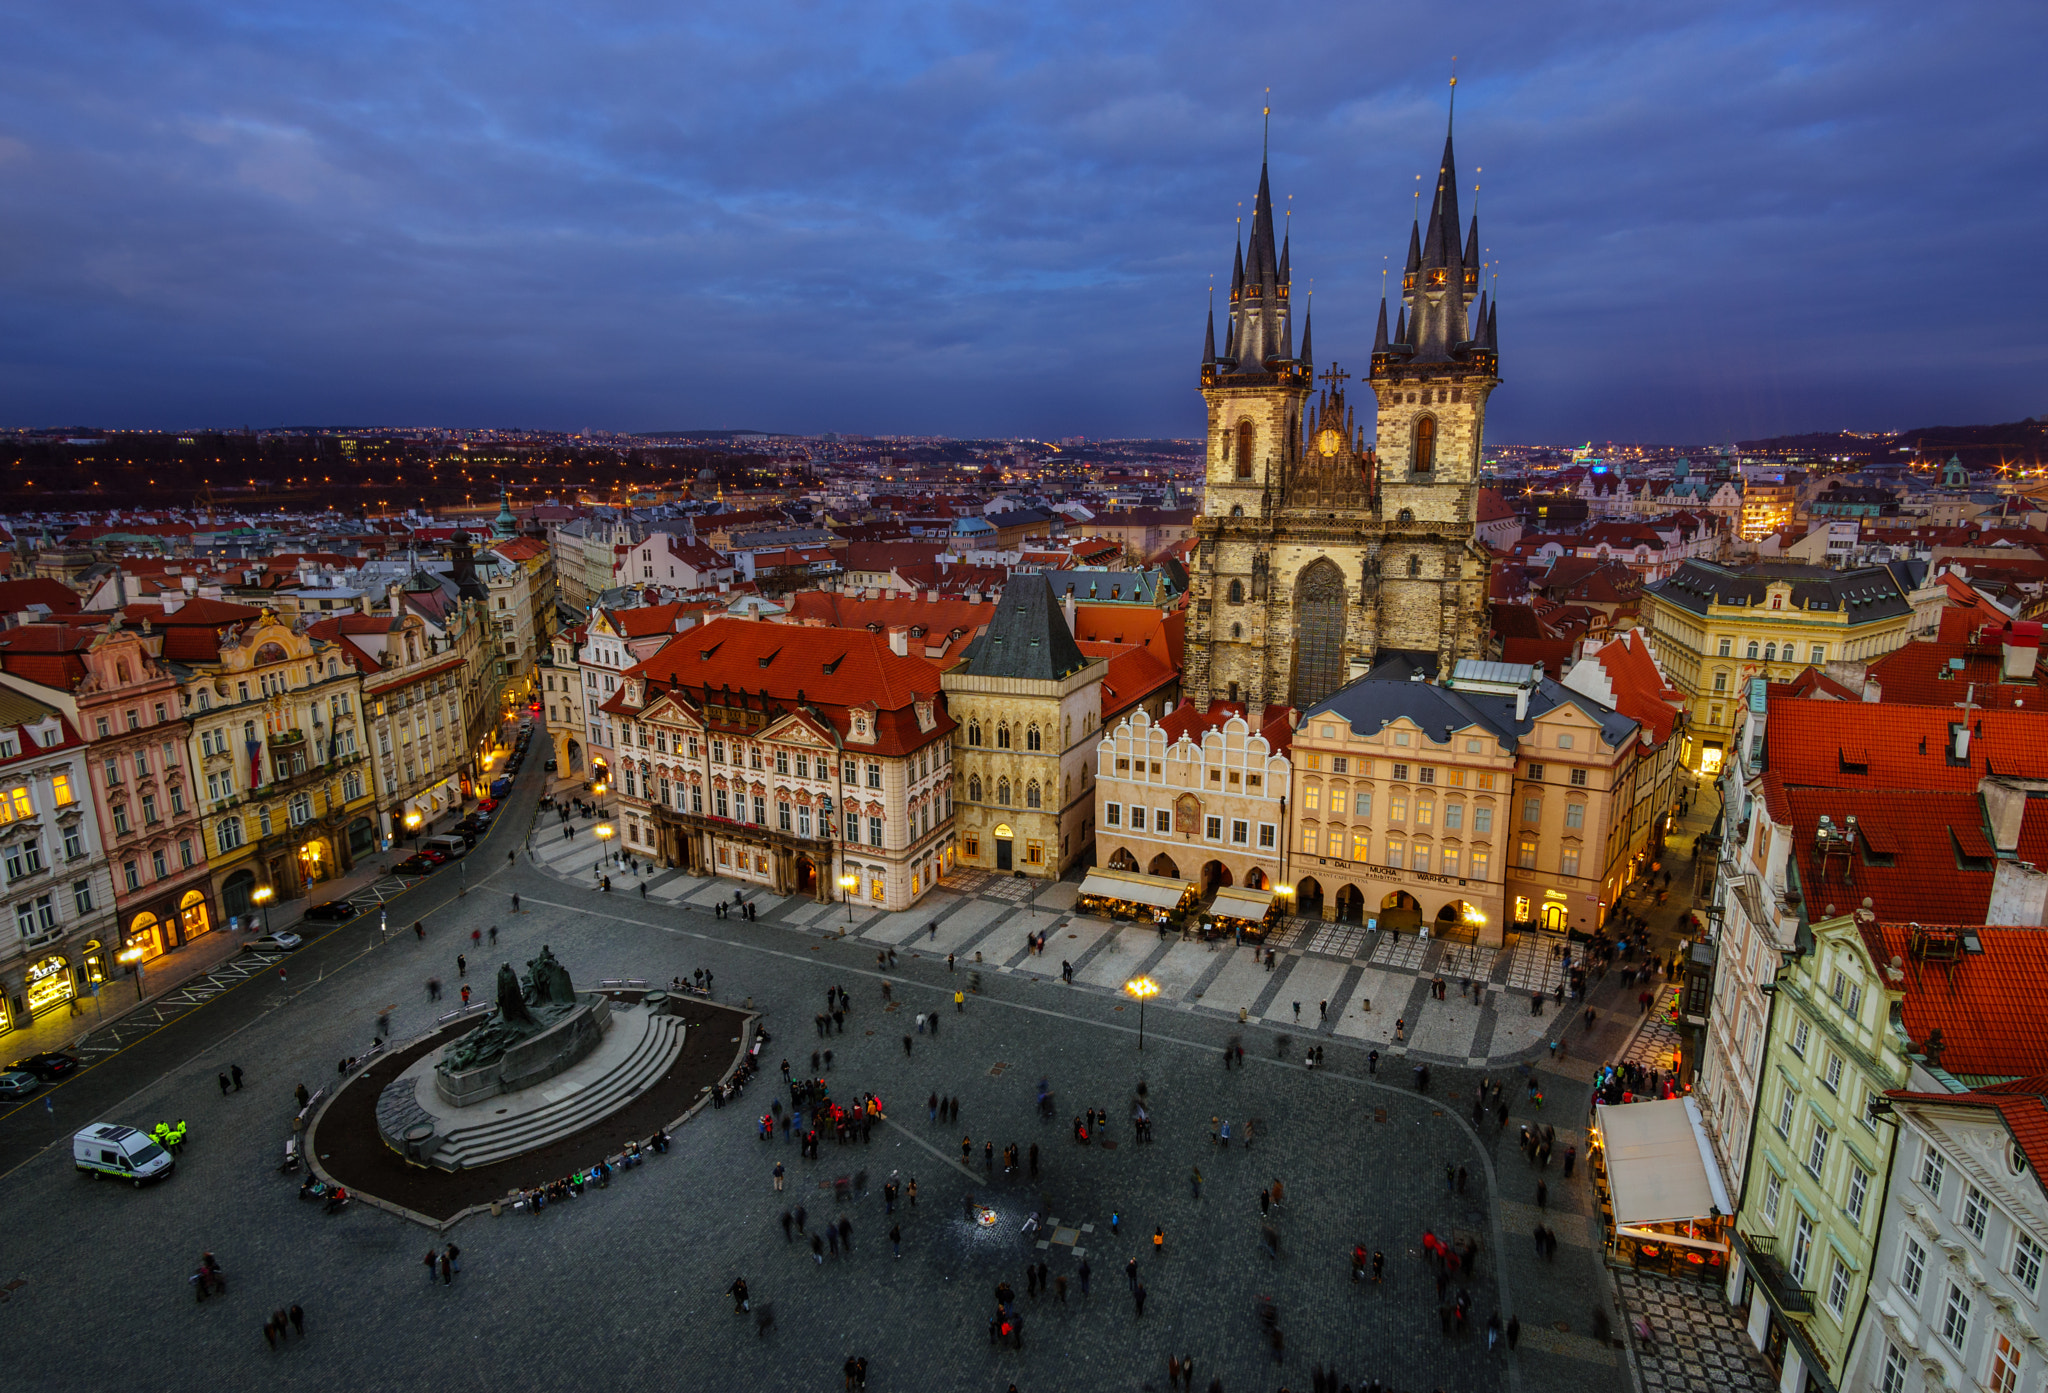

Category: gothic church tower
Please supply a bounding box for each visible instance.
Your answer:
[1184,109,1498,712]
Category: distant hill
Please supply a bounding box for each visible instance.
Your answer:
[1738,418,2044,469]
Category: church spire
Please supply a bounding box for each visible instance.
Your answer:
[1299,297,1313,373]
[1372,295,1389,354]
[1211,130,1298,378]
[1202,286,1217,368]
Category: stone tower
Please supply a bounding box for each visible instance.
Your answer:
[1184,114,1497,712]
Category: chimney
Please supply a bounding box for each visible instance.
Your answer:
[2003,622,2041,681]
[1862,675,1881,703]
[1515,683,1531,722]
[1954,721,1972,762]
[888,626,910,657]
[388,582,404,616]
[182,574,198,595]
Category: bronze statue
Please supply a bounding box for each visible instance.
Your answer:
[438,947,582,1073]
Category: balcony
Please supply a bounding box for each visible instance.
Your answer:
[268,729,307,749]
[1735,1232,1814,1313]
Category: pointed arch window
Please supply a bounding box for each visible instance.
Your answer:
[996,724,1011,749]
[1025,726,1042,751]
[1235,421,1254,479]
[1413,416,1437,473]
[968,775,982,802]
[1408,555,1422,577]
[996,778,1011,806]
[967,722,982,746]
[1229,504,1244,517]
[1227,579,1244,604]
[1025,781,1042,809]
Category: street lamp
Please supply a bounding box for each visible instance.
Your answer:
[251,884,275,935]
[117,946,147,1002]
[403,810,422,846]
[839,872,858,921]
[1124,975,1159,1050]
[595,822,614,872]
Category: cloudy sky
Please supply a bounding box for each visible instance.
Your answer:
[2,0,2043,442]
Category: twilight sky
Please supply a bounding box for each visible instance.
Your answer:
[2,0,2044,443]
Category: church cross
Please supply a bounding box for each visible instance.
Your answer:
[1317,363,1350,390]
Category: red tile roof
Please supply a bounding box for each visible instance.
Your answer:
[1583,629,1684,746]
[1887,1081,2048,1181]
[0,578,82,614]
[0,621,100,688]
[1767,696,2048,792]
[1864,924,2048,1080]
[1868,629,2043,709]
[1156,698,1295,754]
[1083,641,1177,721]
[1793,789,1997,924]
[489,537,548,563]
[610,617,952,757]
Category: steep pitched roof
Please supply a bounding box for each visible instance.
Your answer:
[1864,924,2048,1081]
[615,618,951,757]
[1792,789,1997,925]
[1156,698,1295,755]
[1767,696,2048,792]
[954,574,1090,682]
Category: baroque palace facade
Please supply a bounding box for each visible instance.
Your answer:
[1185,116,1499,710]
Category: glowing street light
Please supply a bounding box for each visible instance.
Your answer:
[839,872,859,921]
[1124,975,1160,1050]
[117,945,148,1001]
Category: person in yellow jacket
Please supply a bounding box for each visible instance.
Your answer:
[954,990,964,1013]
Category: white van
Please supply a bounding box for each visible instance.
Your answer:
[74,1124,174,1185]
[420,834,469,861]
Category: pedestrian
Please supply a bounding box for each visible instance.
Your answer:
[471,928,481,949]
[1078,1258,1091,1297]
[773,1160,784,1192]
[1368,1048,1379,1075]
[424,1250,438,1283]
[263,1317,279,1350]
[490,923,499,942]
[811,1233,825,1264]
[231,1064,244,1091]
[1055,1274,1068,1302]
[838,1216,852,1250]
[890,1223,901,1258]
[907,1178,917,1207]
[460,984,471,1007]
[1507,1314,1521,1349]
[415,921,425,941]
[1126,1256,1137,1290]
[1260,1186,1270,1216]
[218,1072,231,1097]
[781,1210,793,1241]
[1536,1179,1548,1210]
[955,989,964,1012]
[289,1303,304,1337]
[1190,1166,1202,1200]
[794,1203,807,1233]
[440,1250,452,1285]
[903,1035,912,1057]
[1153,1226,1164,1255]
[1564,1144,1577,1178]
[1133,1281,1147,1319]
[1319,999,1328,1022]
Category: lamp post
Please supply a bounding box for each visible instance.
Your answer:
[117,946,147,1002]
[251,884,275,936]
[839,872,859,922]
[1124,974,1159,1050]
[595,822,614,874]
[403,810,422,848]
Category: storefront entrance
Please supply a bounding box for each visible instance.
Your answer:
[179,889,212,941]
[26,954,74,1016]
[994,824,1014,871]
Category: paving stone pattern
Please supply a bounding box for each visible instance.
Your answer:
[1614,1269,1778,1393]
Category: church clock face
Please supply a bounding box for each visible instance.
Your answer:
[1315,427,1344,456]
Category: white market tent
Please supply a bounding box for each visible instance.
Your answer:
[1210,886,1275,920]
[1076,869,1194,910]
[1596,1097,1734,1232]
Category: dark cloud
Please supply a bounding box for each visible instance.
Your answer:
[2,0,2043,440]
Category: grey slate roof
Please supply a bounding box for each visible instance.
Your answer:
[1302,672,1638,754]
[954,573,1090,682]
[1648,560,1910,622]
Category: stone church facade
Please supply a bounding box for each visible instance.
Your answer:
[1185,120,1499,712]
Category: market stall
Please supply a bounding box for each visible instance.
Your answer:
[1075,868,1197,925]
[1590,1096,1733,1282]
[1207,886,1278,942]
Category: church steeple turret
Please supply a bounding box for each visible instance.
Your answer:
[1208,150,1301,380]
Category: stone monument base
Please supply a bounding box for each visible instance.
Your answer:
[377,996,686,1171]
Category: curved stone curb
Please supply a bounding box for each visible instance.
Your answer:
[306,1004,761,1232]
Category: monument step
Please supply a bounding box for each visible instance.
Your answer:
[428,1011,687,1170]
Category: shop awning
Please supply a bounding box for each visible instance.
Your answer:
[1077,869,1195,910]
[1596,1097,1733,1229]
[1210,887,1276,919]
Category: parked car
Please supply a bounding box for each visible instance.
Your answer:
[302,900,359,922]
[545,759,557,772]
[416,847,451,865]
[0,1069,42,1100]
[478,797,499,813]
[392,855,439,876]
[252,932,304,952]
[12,1052,81,1082]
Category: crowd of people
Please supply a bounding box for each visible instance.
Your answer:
[512,1129,666,1215]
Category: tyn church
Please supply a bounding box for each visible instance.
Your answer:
[1183,117,1499,712]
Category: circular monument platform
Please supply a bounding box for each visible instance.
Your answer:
[307,951,754,1225]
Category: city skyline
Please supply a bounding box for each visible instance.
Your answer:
[3,1,2043,442]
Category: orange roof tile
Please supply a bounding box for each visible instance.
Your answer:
[1867,925,2048,1080]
